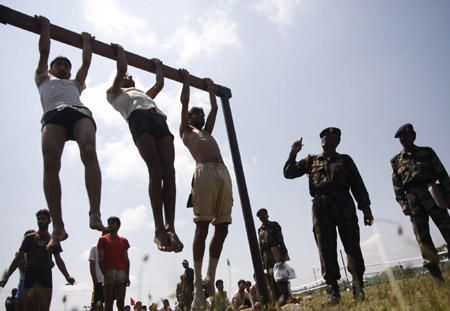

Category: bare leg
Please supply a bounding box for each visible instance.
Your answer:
[38,288,53,311]
[103,282,114,311]
[42,124,69,248]
[157,136,183,252]
[24,287,52,311]
[73,118,104,232]
[192,221,209,311]
[115,282,126,311]
[135,132,172,252]
[209,223,229,258]
[204,223,229,296]
[24,288,37,311]
[193,221,210,261]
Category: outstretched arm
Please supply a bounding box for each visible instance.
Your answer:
[75,32,94,86]
[179,69,191,138]
[203,78,217,134]
[35,15,50,75]
[107,43,127,94]
[0,251,24,287]
[146,59,165,99]
[54,253,75,285]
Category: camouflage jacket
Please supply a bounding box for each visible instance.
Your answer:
[390,145,450,207]
[284,152,371,210]
[258,221,287,267]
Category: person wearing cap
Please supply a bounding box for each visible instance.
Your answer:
[255,208,291,304]
[390,123,450,281]
[284,127,373,303]
[181,260,194,311]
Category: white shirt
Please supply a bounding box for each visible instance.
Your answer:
[106,87,166,121]
[35,71,86,114]
[88,245,103,282]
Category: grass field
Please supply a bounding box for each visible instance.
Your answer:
[291,267,450,311]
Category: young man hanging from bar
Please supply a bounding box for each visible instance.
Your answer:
[106,44,183,252]
[34,15,104,248]
[179,69,233,310]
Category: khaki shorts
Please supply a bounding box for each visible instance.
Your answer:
[192,163,232,225]
[103,269,126,283]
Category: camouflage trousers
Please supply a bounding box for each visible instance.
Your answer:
[406,187,450,265]
[312,192,365,284]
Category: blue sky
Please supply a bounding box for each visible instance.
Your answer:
[0,0,449,310]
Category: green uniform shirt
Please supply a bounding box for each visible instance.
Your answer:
[390,145,450,207]
[284,152,371,211]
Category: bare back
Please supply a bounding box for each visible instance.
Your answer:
[182,126,224,164]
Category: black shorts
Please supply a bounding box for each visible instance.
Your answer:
[24,268,52,289]
[128,109,173,143]
[42,106,97,141]
[91,282,104,306]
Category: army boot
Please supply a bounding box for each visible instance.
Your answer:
[326,281,341,304]
[424,262,444,282]
[352,275,365,301]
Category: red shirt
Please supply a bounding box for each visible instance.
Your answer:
[97,235,130,270]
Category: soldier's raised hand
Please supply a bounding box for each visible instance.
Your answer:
[290,138,303,156]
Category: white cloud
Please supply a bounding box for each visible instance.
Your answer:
[58,281,91,292]
[97,134,146,182]
[249,0,303,30]
[120,204,153,232]
[80,247,91,261]
[83,0,240,63]
[81,78,124,127]
[83,0,157,48]
[162,6,241,63]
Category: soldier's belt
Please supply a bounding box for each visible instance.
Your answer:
[403,180,434,192]
[313,185,349,195]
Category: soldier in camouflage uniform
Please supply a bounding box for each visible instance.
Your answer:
[390,123,450,281]
[284,127,374,303]
[256,208,291,305]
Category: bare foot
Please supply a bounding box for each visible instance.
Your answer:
[154,230,174,252]
[47,227,68,250]
[89,214,106,231]
[203,277,215,297]
[167,230,184,253]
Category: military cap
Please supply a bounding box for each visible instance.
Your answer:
[394,123,415,138]
[182,259,189,264]
[256,208,268,217]
[319,127,341,138]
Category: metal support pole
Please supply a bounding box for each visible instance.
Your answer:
[218,86,271,307]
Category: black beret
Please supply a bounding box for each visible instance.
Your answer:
[319,127,341,138]
[256,208,268,217]
[394,123,415,138]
